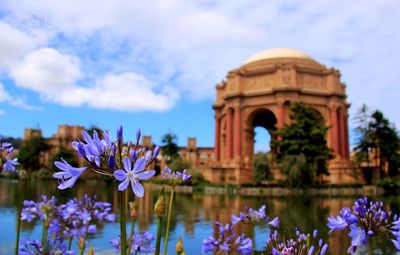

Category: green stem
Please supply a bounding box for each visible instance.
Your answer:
[155,217,163,255]
[163,187,175,255]
[67,236,73,251]
[120,191,127,255]
[41,221,48,255]
[127,219,136,255]
[14,184,25,255]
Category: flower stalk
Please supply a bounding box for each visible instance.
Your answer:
[120,191,127,255]
[127,201,137,255]
[155,187,166,255]
[163,187,175,255]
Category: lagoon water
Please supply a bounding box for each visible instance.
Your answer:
[1,179,399,255]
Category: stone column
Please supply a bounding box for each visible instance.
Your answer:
[330,107,339,157]
[214,116,220,161]
[226,109,233,160]
[233,106,241,159]
[339,110,347,159]
[277,102,285,129]
[344,112,350,160]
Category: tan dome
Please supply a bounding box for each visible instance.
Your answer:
[244,48,313,64]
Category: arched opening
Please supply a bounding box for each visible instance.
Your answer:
[247,109,277,182]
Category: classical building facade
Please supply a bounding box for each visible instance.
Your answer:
[23,125,213,171]
[207,48,353,184]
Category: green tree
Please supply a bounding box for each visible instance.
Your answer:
[280,154,312,187]
[353,104,372,167]
[18,137,49,173]
[272,103,333,185]
[369,110,400,177]
[51,146,78,171]
[252,152,272,184]
[161,132,179,162]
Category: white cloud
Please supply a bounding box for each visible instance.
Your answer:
[54,72,179,112]
[0,21,50,69]
[11,47,82,93]
[10,47,177,111]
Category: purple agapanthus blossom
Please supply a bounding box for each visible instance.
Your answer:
[327,197,400,253]
[162,166,191,187]
[54,126,158,197]
[231,204,279,226]
[53,158,87,189]
[202,221,252,255]
[114,157,155,197]
[21,194,115,254]
[0,138,19,173]
[51,194,115,239]
[19,238,73,255]
[21,195,57,222]
[111,232,155,254]
[266,226,328,255]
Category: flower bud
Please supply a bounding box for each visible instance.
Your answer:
[154,187,166,218]
[108,155,116,169]
[88,245,94,255]
[117,126,123,145]
[175,236,186,255]
[130,150,137,162]
[129,201,138,219]
[77,143,86,158]
[136,128,141,144]
[78,237,85,250]
[153,146,160,159]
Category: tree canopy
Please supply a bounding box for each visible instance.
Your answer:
[161,132,179,162]
[272,103,333,185]
[18,136,49,173]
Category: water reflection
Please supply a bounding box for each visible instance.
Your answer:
[1,179,399,254]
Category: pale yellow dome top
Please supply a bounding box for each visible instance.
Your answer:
[244,48,313,64]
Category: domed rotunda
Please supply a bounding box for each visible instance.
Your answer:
[208,48,353,184]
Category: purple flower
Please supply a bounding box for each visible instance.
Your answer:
[162,166,191,187]
[231,205,274,225]
[269,217,280,228]
[348,225,367,249]
[54,158,87,189]
[327,197,400,253]
[113,157,155,197]
[266,227,327,255]
[3,158,19,173]
[111,232,155,254]
[202,221,252,255]
[327,215,348,232]
[0,139,19,173]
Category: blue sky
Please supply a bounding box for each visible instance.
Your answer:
[0,0,399,149]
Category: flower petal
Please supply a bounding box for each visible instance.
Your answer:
[132,182,144,197]
[114,170,127,181]
[58,176,78,189]
[133,157,146,172]
[118,178,130,191]
[53,171,72,179]
[123,157,132,172]
[138,170,155,180]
